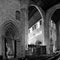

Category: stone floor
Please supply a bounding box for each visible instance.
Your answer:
[1,53,60,60]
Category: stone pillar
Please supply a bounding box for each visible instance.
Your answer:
[0,27,4,59]
[0,25,6,59]
[44,16,50,54]
[16,0,29,58]
[56,21,60,50]
[0,34,3,56]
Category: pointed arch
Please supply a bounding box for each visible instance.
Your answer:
[1,20,19,39]
[46,4,60,22]
[29,4,45,22]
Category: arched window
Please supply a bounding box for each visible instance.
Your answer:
[16,11,20,20]
[40,20,42,25]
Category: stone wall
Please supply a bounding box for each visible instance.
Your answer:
[0,0,29,59]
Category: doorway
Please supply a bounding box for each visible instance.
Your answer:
[4,37,16,59]
[1,21,18,59]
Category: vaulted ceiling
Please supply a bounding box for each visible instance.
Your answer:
[31,0,60,11]
[28,0,60,20]
[28,0,60,28]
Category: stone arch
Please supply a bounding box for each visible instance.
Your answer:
[46,4,60,54]
[29,4,45,22]
[1,20,19,58]
[1,20,19,39]
[28,4,46,45]
[46,4,60,22]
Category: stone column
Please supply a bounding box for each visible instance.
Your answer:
[16,0,29,58]
[0,27,5,59]
[56,21,60,50]
[44,17,50,54]
[0,34,3,57]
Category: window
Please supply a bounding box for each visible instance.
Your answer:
[32,24,37,30]
[16,11,20,20]
[37,21,40,28]
[40,20,42,25]
[30,27,32,33]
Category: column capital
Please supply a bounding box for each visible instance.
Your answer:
[20,0,29,9]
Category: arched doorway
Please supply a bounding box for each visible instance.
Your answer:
[1,21,19,59]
